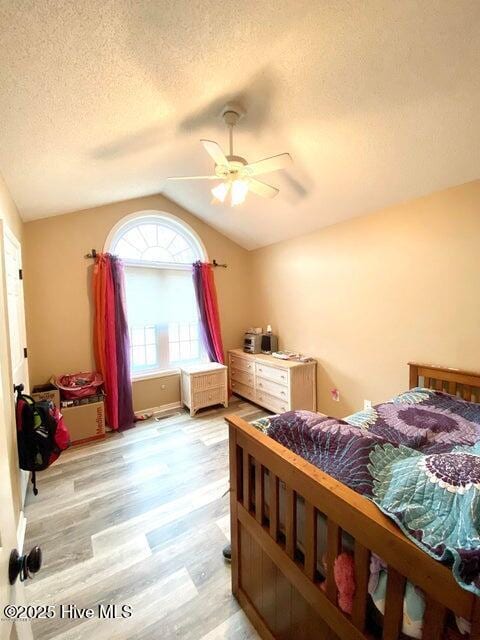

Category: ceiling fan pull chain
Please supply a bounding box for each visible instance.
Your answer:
[229,123,233,157]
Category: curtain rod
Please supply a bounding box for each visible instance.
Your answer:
[84,249,227,268]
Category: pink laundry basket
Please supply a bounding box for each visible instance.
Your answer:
[53,372,104,400]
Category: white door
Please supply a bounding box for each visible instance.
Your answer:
[0,221,32,640]
[0,395,33,640]
[4,226,30,508]
[4,226,29,394]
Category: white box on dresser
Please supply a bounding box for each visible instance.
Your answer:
[180,362,228,417]
[228,349,316,413]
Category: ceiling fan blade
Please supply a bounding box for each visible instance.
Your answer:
[166,175,218,181]
[201,140,229,167]
[248,179,279,199]
[243,153,292,177]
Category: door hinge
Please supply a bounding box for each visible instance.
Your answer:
[23,347,28,358]
[18,269,23,280]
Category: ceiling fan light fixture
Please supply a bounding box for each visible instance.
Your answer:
[167,104,292,205]
[231,179,249,206]
[211,182,230,203]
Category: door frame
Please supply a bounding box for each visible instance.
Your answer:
[3,224,29,396]
[0,220,32,640]
[2,222,30,512]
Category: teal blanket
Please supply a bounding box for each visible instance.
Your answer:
[252,388,480,595]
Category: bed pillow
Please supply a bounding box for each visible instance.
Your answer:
[346,388,480,453]
[266,411,389,496]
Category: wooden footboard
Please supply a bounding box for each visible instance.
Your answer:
[226,367,480,640]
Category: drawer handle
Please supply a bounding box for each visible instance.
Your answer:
[258,368,263,372]
[232,383,236,387]
[281,406,286,412]
[280,375,286,380]
[281,391,286,396]
[208,395,212,400]
[259,382,263,387]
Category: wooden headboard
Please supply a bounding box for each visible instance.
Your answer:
[409,362,480,402]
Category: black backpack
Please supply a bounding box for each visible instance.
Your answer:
[14,384,70,495]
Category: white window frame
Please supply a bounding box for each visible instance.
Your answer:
[105,211,208,380]
[105,210,208,270]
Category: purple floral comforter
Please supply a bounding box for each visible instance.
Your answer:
[254,388,480,594]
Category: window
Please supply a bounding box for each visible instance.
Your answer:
[168,321,200,363]
[107,212,207,376]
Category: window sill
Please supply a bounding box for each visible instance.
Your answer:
[131,369,180,383]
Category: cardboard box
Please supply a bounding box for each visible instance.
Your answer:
[31,384,61,408]
[61,401,106,446]
[60,392,106,408]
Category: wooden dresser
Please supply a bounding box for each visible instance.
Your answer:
[228,349,316,413]
[180,362,228,417]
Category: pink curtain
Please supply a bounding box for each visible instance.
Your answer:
[93,254,135,430]
[192,262,225,364]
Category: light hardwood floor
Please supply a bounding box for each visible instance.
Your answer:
[24,397,269,640]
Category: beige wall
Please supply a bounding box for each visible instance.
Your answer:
[22,179,480,419]
[23,194,252,411]
[0,173,23,242]
[250,180,480,418]
[132,374,180,413]
[0,173,24,519]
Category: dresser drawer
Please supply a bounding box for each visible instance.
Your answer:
[230,354,254,373]
[255,362,288,386]
[231,380,256,402]
[255,390,289,414]
[192,371,225,392]
[230,368,254,387]
[256,376,289,402]
[192,386,225,410]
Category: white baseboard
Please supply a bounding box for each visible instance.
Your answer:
[135,401,182,418]
[17,510,27,554]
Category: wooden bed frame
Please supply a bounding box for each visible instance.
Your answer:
[226,363,480,640]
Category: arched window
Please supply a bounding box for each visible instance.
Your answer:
[106,212,207,377]
[109,213,205,266]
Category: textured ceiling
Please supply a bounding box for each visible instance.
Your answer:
[0,1,479,249]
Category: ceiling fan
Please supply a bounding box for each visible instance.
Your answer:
[166,104,292,206]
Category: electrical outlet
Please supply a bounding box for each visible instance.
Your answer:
[364,399,372,410]
[331,388,340,402]
[161,384,166,390]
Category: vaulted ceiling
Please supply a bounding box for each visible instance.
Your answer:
[1,1,479,249]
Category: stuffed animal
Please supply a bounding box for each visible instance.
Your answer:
[333,552,356,614]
